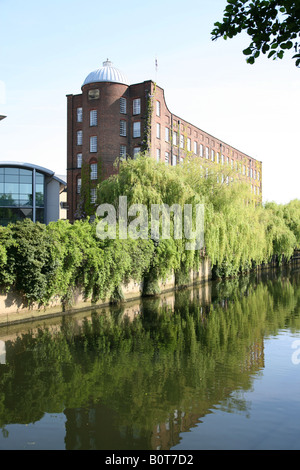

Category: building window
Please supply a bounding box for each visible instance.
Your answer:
[133,147,141,158]
[77,130,82,146]
[216,152,220,164]
[211,149,215,161]
[90,136,97,153]
[120,97,127,114]
[156,148,161,162]
[200,144,203,157]
[120,145,127,159]
[205,147,209,159]
[90,110,97,127]
[187,138,191,152]
[221,154,225,164]
[90,163,97,180]
[77,177,81,194]
[133,121,141,138]
[156,122,160,139]
[120,120,127,136]
[133,98,141,115]
[165,152,169,165]
[90,188,97,204]
[156,100,160,116]
[173,132,177,146]
[180,135,184,149]
[77,153,82,168]
[172,154,177,166]
[194,141,197,154]
[258,171,260,181]
[77,107,82,122]
[165,127,170,142]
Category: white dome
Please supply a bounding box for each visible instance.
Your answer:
[82,59,129,86]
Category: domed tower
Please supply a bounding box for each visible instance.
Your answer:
[66,60,133,221]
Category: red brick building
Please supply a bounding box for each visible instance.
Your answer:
[67,60,262,222]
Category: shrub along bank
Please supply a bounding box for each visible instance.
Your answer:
[0,155,299,307]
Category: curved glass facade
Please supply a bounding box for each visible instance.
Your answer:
[0,166,45,225]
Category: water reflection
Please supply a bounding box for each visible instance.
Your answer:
[0,266,300,450]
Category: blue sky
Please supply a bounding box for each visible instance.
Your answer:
[0,0,299,204]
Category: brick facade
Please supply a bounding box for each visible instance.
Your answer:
[67,67,262,222]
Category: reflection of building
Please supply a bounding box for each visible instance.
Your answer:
[67,59,263,222]
[0,162,66,226]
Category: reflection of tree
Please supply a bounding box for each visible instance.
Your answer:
[0,194,16,207]
[1,271,300,449]
[35,192,44,208]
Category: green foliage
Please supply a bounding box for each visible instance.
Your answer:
[211,0,300,67]
[0,155,299,306]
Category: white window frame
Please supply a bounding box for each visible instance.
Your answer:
[120,145,127,160]
[90,136,97,153]
[133,121,141,138]
[133,147,141,158]
[77,130,82,146]
[77,107,82,123]
[133,98,141,115]
[77,153,82,168]
[90,110,97,127]
[156,122,160,139]
[173,131,177,146]
[193,141,197,155]
[120,97,127,114]
[90,163,97,180]
[165,127,170,142]
[156,148,161,162]
[156,100,160,116]
[180,134,184,149]
[120,120,127,136]
[77,177,81,194]
[90,188,97,204]
[187,138,191,152]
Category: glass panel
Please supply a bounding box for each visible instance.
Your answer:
[35,192,44,207]
[0,175,4,183]
[0,168,4,175]
[19,194,32,206]
[0,182,4,193]
[0,208,32,226]
[4,182,19,194]
[0,194,19,206]
[20,175,32,183]
[4,167,19,175]
[5,174,19,183]
[35,208,44,223]
[36,172,44,183]
[36,184,44,194]
[20,183,32,194]
[20,169,32,176]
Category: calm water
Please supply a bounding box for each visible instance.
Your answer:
[0,266,300,450]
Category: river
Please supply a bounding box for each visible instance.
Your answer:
[0,266,300,450]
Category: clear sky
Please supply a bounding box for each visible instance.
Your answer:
[0,0,299,204]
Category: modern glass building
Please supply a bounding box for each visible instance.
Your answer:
[0,162,66,226]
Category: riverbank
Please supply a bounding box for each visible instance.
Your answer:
[1,254,300,327]
[0,258,212,326]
